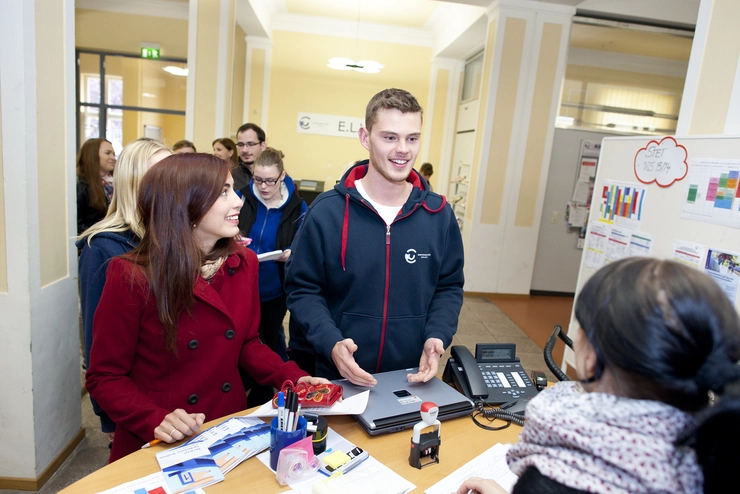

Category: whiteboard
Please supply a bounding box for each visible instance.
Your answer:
[563,134,740,370]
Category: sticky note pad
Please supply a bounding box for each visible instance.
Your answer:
[322,450,350,469]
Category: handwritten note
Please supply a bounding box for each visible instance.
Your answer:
[633,136,688,187]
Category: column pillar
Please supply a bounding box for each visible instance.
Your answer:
[186,0,237,149]
[677,0,740,135]
[423,58,465,192]
[0,0,82,489]
[464,0,574,294]
[243,36,273,130]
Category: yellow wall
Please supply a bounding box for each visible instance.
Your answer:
[75,9,188,58]
[267,30,432,187]
[192,1,221,152]
[481,17,525,225]
[37,0,68,285]
[427,68,450,191]
[689,0,740,134]
[515,22,563,227]
[231,24,247,135]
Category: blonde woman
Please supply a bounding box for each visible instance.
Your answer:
[76,138,171,439]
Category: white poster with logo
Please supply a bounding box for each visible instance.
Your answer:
[296,112,364,138]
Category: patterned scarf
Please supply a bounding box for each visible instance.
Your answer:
[506,381,703,494]
[199,256,226,282]
[101,173,114,204]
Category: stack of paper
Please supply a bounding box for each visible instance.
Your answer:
[155,417,271,493]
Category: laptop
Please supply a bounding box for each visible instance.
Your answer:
[333,368,474,436]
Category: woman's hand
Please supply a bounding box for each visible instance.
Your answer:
[455,477,509,494]
[297,375,332,386]
[277,249,291,262]
[153,408,206,443]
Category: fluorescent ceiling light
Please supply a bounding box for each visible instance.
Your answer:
[163,66,188,76]
[327,57,383,73]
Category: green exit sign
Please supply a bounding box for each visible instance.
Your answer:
[141,47,161,59]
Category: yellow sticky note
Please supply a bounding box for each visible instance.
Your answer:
[322,450,350,469]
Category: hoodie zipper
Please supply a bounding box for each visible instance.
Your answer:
[372,204,419,373]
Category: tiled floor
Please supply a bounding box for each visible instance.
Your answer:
[1,295,566,493]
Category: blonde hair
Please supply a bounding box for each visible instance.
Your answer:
[254,147,286,174]
[79,138,171,243]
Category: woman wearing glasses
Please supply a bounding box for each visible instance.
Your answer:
[237,148,307,404]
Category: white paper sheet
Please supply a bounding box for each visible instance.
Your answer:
[425,443,517,494]
[247,390,369,418]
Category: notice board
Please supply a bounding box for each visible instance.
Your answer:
[563,134,740,370]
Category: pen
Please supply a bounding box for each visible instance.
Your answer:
[293,403,301,432]
[277,391,285,431]
[141,438,162,449]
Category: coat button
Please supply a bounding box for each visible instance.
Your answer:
[228,267,235,276]
[222,382,232,392]
[188,339,199,350]
[188,394,198,405]
[225,329,235,339]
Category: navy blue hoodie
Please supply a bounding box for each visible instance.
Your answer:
[284,160,464,379]
[76,229,138,432]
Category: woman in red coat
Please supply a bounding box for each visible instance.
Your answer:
[86,153,325,462]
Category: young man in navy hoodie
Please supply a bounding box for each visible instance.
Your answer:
[284,88,464,386]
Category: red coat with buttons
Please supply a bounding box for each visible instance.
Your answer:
[86,248,307,462]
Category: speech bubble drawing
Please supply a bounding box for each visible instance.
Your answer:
[633,136,688,187]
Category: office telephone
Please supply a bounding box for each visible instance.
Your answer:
[443,344,541,405]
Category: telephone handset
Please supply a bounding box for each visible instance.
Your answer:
[443,344,540,405]
[445,346,489,399]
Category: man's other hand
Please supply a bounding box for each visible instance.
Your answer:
[331,339,377,387]
[407,338,444,383]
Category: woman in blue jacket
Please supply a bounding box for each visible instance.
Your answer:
[77,138,171,439]
[238,148,306,403]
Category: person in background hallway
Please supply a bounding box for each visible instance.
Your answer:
[86,153,327,462]
[77,138,171,442]
[212,137,238,166]
[233,123,266,191]
[284,88,464,386]
[172,139,196,154]
[456,257,740,494]
[238,148,307,406]
[419,162,434,191]
[77,138,116,235]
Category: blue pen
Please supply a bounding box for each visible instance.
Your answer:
[277,391,285,431]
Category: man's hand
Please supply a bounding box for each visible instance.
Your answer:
[331,339,377,387]
[407,338,444,383]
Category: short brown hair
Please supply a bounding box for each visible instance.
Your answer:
[365,88,423,133]
[419,162,433,177]
[172,139,196,152]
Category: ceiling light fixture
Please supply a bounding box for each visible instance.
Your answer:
[327,1,383,74]
[163,66,188,76]
[327,57,384,73]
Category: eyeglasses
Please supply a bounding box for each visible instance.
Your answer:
[254,177,280,186]
[236,141,261,148]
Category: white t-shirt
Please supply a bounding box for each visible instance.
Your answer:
[355,179,402,226]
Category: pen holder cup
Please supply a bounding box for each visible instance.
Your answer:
[270,417,307,471]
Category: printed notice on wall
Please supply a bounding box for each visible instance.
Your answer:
[584,221,610,269]
[704,247,740,304]
[296,112,364,138]
[673,239,707,269]
[680,159,740,229]
[597,180,647,231]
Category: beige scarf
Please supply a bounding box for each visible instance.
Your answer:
[199,256,226,282]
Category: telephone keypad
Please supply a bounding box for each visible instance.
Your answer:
[479,363,535,401]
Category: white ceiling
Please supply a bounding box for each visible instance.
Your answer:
[78,0,699,62]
